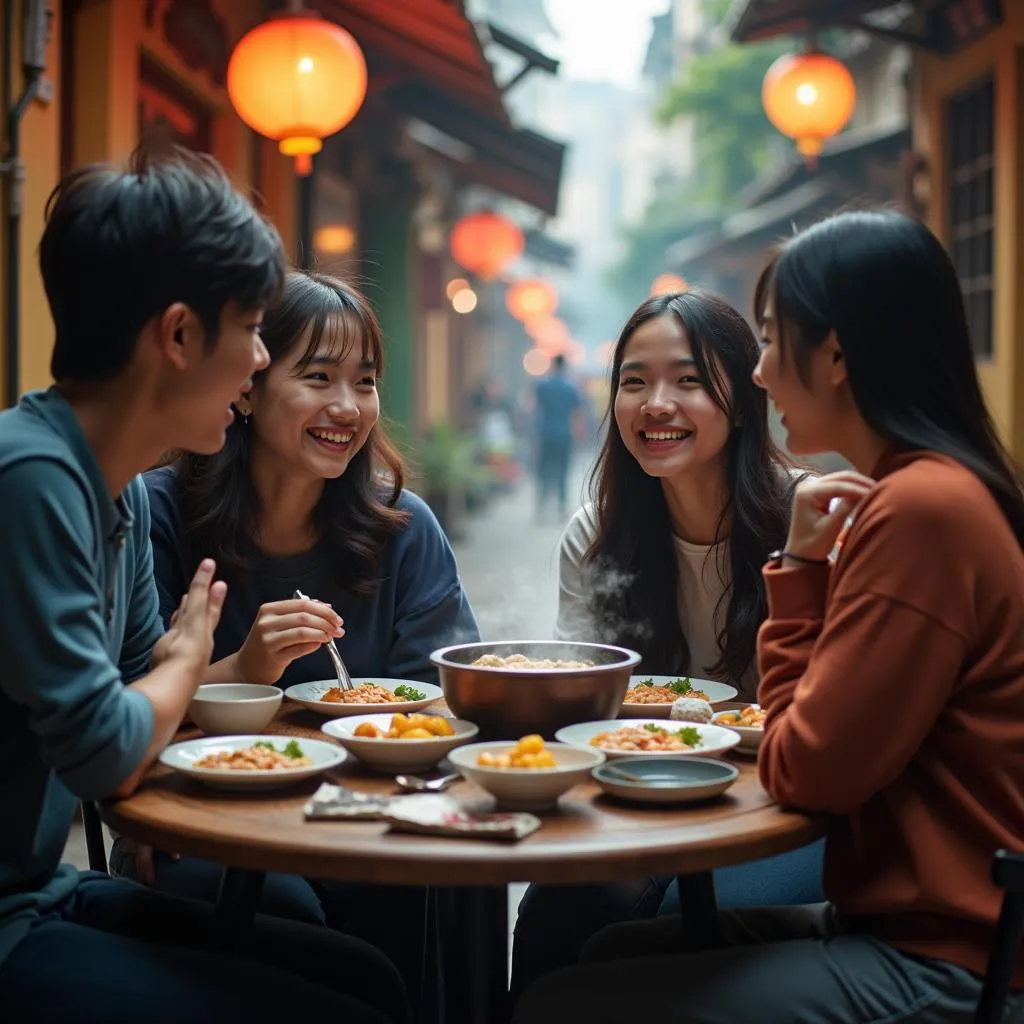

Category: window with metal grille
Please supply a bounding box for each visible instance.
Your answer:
[947,74,995,358]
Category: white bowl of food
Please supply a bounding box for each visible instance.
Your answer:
[554,719,740,760]
[159,734,346,790]
[448,736,605,811]
[187,684,283,735]
[283,678,443,718]
[620,676,737,718]
[321,713,479,773]
[712,705,766,751]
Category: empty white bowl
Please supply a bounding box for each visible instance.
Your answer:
[321,714,479,773]
[448,741,605,811]
[188,684,283,736]
[593,757,739,805]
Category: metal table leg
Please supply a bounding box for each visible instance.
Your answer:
[214,867,265,943]
[676,871,720,951]
[443,885,509,1024]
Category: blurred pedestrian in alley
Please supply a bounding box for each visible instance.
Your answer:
[534,354,583,521]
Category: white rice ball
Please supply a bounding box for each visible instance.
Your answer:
[669,696,713,724]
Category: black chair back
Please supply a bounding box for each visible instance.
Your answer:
[975,850,1024,1024]
[81,801,108,874]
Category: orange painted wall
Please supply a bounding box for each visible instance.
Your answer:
[0,0,298,400]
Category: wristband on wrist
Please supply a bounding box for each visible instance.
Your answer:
[767,549,829,566]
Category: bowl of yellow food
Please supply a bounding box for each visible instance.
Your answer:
[711,705,766,751]
[448,734,605,811]
[430,641,641,739]
[321,712,479,773]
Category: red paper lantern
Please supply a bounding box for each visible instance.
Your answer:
[650,273,688,297]
[228,13,367,176]
[762,52,856,159]
[506,279,558,321]
[450,210,524,281]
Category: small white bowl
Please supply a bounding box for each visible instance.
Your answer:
[188,684,282,735]
[554,719,741,759]
[321,714,479,773]
[712,706,765,751]
[448,741,605,812]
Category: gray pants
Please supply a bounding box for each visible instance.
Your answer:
[512,903,1022,1024]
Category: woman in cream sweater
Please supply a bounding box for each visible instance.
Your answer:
[511,288,818,1004]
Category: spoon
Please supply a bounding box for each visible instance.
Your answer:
[601,766,648,784]
[294,588,353,692]
[395,773,461,793]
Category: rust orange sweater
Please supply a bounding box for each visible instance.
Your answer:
[758,449,1024,983]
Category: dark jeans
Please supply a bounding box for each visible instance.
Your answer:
[109,841,436,1020]
[536,437,572,512]
[0,873,411,1024]
[514,903,1017,1024]
[510,838,826,1006]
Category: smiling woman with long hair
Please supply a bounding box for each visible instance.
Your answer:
[514,211,1024,1024]
[557,288,799,695]
[511,288,824,1006]
[109,271,479,1022]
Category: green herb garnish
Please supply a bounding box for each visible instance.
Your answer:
[674,726,702,748]
[252,739,305,759]
[641,723,702,748]
[393,683,426,701]
[636,677,694,695]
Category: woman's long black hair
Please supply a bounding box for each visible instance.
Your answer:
[755,209,1024,548]
[175,271,409,593]
[586,289,797,682]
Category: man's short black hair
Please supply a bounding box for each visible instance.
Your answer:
[552,353,566,371]
[40,144,286,382]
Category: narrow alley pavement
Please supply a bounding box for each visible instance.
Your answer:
[451,456,592,642]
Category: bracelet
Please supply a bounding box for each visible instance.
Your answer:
[767,549,829,566]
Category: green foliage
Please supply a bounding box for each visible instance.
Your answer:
[606,194,718,306]
[657,28,789,210]
[415,421,491,494]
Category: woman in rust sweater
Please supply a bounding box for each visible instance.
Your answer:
[513,210,1024,1024]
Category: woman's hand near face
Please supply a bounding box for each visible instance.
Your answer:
[235,598,344,685]
[785,471,876,562]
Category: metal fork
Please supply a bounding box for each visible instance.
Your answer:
[294,588,353,691]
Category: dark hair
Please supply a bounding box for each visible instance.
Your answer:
[586,289,796,682]
[552,353,566,371]
[40,144,285,382]
[754,209,1024,547]
[175,271,409,594]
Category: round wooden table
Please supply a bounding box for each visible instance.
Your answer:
[100,703,825,1023]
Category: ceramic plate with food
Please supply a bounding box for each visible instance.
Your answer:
[555,719,740,760]
[284,678,443,718]
[159,734,346,790]
[619,675,737,717]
